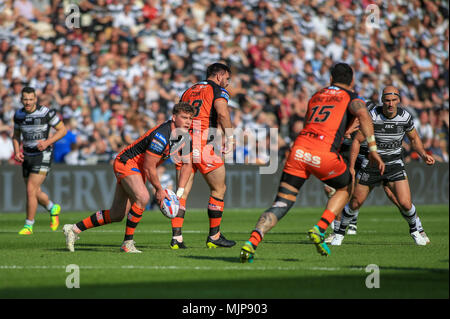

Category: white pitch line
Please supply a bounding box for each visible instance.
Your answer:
[0,265,364,272]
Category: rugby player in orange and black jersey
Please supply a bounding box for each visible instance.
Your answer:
[172,62,236,250]
[115,118,192,177]
[63,102,195,253]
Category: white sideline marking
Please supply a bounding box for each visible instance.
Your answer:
[0,265,363,272]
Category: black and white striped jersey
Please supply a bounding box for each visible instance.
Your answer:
[368,105,414,166]
[13,105,61,156]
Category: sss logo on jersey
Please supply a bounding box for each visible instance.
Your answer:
[294,149,321,167]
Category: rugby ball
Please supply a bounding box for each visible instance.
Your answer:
[160,189,179,219]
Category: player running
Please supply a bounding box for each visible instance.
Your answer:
[240,63,384,262]
[63,102,195,253]
[330,86,434,246]
[13,86,67,235]
[169,63,236,249]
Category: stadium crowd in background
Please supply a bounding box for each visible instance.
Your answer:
[0,0,448,166]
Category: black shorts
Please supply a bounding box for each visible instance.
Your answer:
[357,163,407,187]
[22,150,53,178]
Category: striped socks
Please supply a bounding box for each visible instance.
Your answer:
[401,204,418,233]
[208,196,224,239]
[171,198,186,241]
[74,210,111,234]
[317,209,336,233]
[124,203,145,241]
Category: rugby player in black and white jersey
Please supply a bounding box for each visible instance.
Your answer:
[12,87,67,235]
[329,86,435,246]
[325,100,429,241]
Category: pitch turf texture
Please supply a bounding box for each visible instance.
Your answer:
[0,205,448,299]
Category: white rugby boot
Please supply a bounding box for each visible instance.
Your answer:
[410,231,427,246]
[330,233,345,246]
[63,224,79,252]
[120,240,142,253]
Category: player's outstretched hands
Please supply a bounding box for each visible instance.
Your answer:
[156,188,171,208]
[368,151,385,175]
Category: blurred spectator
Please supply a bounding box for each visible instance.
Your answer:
[0,124,14,164]
[415,110,434,150]
[92,98,112,124]
[53,118,80,163]
[430,136,449,163]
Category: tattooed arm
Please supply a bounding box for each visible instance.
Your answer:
[348,99,385,175]
[348,99,374,142]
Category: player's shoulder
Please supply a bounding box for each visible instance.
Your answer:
[34,105,54,117]
[14,107,26,118]
[365,100,378,111]
[207,80,230,101]
[42,105,57,116]
[371,105,383,117]
[153,120,175,144]
[396,106,412,118]
[324,85,365,102]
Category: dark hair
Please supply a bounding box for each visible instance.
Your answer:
[21,86,36,96]
[330,63,353,86]
[173,101,195,115]
[206,62,231,78]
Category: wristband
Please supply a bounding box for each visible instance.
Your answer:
[369,144,377,152]
[366,135,376,143]
[176,188,184,198]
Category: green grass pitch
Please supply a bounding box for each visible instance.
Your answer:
[0,205,448,299]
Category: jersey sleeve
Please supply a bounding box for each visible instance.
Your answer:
[366,100,377,111]
[13,112,20,131]
[213,84,230,103]
[146,132,168,157]
[348,91,366,105]
[404,111,415,132]
[47,109,61,127]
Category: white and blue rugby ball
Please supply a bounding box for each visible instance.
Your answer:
[160,189,179,219]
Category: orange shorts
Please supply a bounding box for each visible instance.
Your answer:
[113,158,145,184]
[175,142,223,175]
[283,144,348,182]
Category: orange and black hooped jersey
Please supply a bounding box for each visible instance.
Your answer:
[296,85,365,152]
[180,80,229,132]
[117,120,191,167]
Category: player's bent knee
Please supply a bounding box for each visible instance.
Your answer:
[399,201,412,212]
[267,197,294,221]
[350,199,361,211]
[211,184,226,199]
[135,192,150,207]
